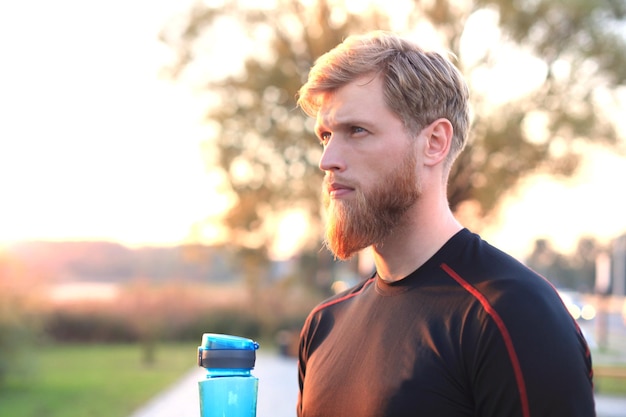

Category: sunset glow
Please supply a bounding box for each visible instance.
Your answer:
[1,0,625,260]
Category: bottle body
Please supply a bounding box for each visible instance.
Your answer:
[199,375,258,417]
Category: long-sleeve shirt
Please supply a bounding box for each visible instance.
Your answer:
[298,229,595,417]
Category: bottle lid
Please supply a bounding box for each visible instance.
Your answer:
[197,333,259,370]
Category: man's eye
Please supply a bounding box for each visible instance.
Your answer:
[351,126,366,135]
[319,132,331,143]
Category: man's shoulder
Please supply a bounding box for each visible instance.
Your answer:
[440,229,522,271]
[310,276,376,316]
[441,230,554,297]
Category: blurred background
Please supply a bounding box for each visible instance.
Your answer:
[1,0,626,416]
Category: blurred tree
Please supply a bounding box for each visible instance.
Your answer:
[0,253,41,385]
[159,0,625,268]
[526,236,604,291]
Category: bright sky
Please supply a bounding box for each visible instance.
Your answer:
[1,1,625,260]
[483,146,626,259]
[0,0,217,247]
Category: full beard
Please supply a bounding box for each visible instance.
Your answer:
[322,151,420,260]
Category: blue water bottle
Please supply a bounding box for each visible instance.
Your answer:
[197,333,260,417]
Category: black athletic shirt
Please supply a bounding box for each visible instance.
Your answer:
[297,229,595,417]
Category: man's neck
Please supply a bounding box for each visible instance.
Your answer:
[372,204,462,283]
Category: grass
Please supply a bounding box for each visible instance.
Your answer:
[592,344,626,396]
[1,341,623,417]
[594,364,626,396]
[0,342,197,417]
[596,375,626,396]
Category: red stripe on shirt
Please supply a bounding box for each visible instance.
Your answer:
[441,263,531,417]
[309,277,376,317]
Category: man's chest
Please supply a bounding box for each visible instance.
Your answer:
[301,294,478,417]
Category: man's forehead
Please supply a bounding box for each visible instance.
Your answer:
[315,77,383,127]
[314,100,364,129]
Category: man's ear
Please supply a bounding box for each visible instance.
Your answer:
[422,118,453,167]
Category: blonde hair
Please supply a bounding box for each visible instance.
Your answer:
[297,31,471,165]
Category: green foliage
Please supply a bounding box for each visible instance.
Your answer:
[44,309,137,343]
[41,304,269,343]
[0,254,41,385]
[38,281,319,345]
[458,0,625,213]
[170,307,264,341]
[160,0,626,257]
[0,321,36,385]
[0,343,195,417]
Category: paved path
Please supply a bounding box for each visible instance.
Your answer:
[129,353,626,417]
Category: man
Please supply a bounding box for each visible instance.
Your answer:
[295,31,594,417]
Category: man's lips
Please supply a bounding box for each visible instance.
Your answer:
[325,181,355,198]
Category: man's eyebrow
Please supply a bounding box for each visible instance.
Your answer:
[313,122,326,137]
[316,116,372,131]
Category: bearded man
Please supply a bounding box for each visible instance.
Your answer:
[295,31,595,417]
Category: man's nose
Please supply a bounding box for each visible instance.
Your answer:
[318,138,345,172]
